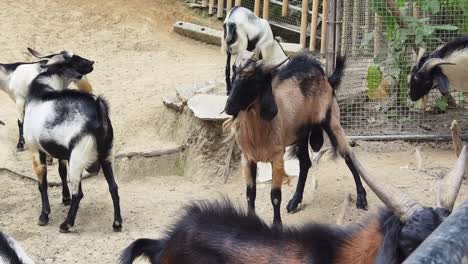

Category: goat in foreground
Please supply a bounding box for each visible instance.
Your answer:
[223,51,367,225]
[409,36,468,101]
[23,51,122,233]
[0,48,92,151]
[222,6,288,94]
[0,231,34,264]
[119,146,467,264]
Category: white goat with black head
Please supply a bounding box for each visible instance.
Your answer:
[222,6,288,95]
[0,48,92,151]
[409,36,468,101]
[0,231,34,264]
[24,51,122,233]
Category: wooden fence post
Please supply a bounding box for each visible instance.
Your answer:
[202,0,208,7]
[310,0,320,51]
[300,0,309,48]
[263,0,270,19]
[351,0,359,55]
[341,0,349,55]
[218,0,225,18]
[326,0,336,75]
[321,0,329,54]
[374,13,382,58]
[209,0,215,14]
[282,0,289,17]
[335,0,342,55]
[254,0,261,16]
[235,0,241,7]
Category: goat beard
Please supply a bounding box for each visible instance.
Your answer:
[222,117,239,143]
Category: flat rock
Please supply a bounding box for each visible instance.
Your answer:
[187,94,230,121]
[176,80,222,102]
[257,156,300,183]
[163,95,184,111]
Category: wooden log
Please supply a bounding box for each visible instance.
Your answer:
[263,0,270,19]
[209,0,215,14]
[374,13,382,58]
[320,0,329,54]
[218,0,225,18]
[226,0,233,12]
[309,0,320,51]
[235,0,241,6]
[202,0,208,7]
[341,0,349,55]
[351,0,359,55]
[451,120,463,157]
[254,0,261,16]
[300,0,309,48]
[282,0,289,17]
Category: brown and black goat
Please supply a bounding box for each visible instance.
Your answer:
[222,51,367,225]
[119,146,467,264]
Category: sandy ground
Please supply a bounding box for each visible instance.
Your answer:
[0,1,467,264]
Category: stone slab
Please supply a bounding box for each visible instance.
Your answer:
[187,94,230,121]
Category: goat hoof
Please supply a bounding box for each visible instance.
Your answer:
[16,144,24,152]
[38,214,49,226]
[59,223,72,233]
[286,196,302,213]
[356,194,368,210]
[113,221,123,232]
[62,198,71,206]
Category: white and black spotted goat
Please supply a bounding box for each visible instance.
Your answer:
[222,6,288,95]
[23,51,122,233]
[0,231,34,264]
[0,48,92,151]
[409,36,468,101]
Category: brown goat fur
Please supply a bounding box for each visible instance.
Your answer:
[223,52,368,225]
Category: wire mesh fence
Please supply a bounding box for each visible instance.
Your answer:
[201,0,468,137]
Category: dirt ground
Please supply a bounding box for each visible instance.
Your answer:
[0,1,467,263]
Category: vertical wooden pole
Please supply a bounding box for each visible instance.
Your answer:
[326,0,336,75]
[341,0,349,55]
[282,0,289,17]
[364,0,371,34]
[321,0,329,54]
[202,0,208,7]
[351,0,359,55]
[263,0,270,19]
[254,0,261,16]
[309,0,320,51]
[235,0,241,6]
[300,0,309,48]
[374,13,382,58]
[209,0,215,14]
[335,0,342,56]
[218,0,225,18]
[226,0,233,12]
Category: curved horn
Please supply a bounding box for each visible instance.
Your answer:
[350,152,423,222]
[436,145,467,211]
[419,58,456,76]
[45,54,67,66]
[27,47,57,59]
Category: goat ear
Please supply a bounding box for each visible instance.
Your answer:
[62,67,83,79]
[435,73,450,94]
[259,80,278,121]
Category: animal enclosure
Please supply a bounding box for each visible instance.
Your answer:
[204,0,468,138]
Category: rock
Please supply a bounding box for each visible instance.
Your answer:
[187,94,230,121]
[163,95,184,111]
[176,80,222,102]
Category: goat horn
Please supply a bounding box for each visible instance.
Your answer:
[27,48,57,59]
[436,145,467,211]
[350,152,423,222]
[420,58,456,75]
[416,48,426,62]
[45,54,67,66]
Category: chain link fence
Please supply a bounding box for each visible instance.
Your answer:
[207,0,468,137]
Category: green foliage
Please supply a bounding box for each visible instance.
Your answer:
[366,65,383,98]
[435,96,448,111]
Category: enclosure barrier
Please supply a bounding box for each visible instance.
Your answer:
[403,200,468,264]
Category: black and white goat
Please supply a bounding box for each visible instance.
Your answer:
[23,51,122,233]
[0,231,34,264]
[0,48,92,151]
[222,6,288,94]
[222,51,367,226]
[119,147,467,264]
[409,36,468,101]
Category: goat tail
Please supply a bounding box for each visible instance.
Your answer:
[328,56,346,90]
[119,238,164,264]
[96,96,110,135]
[222,116,239,143]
